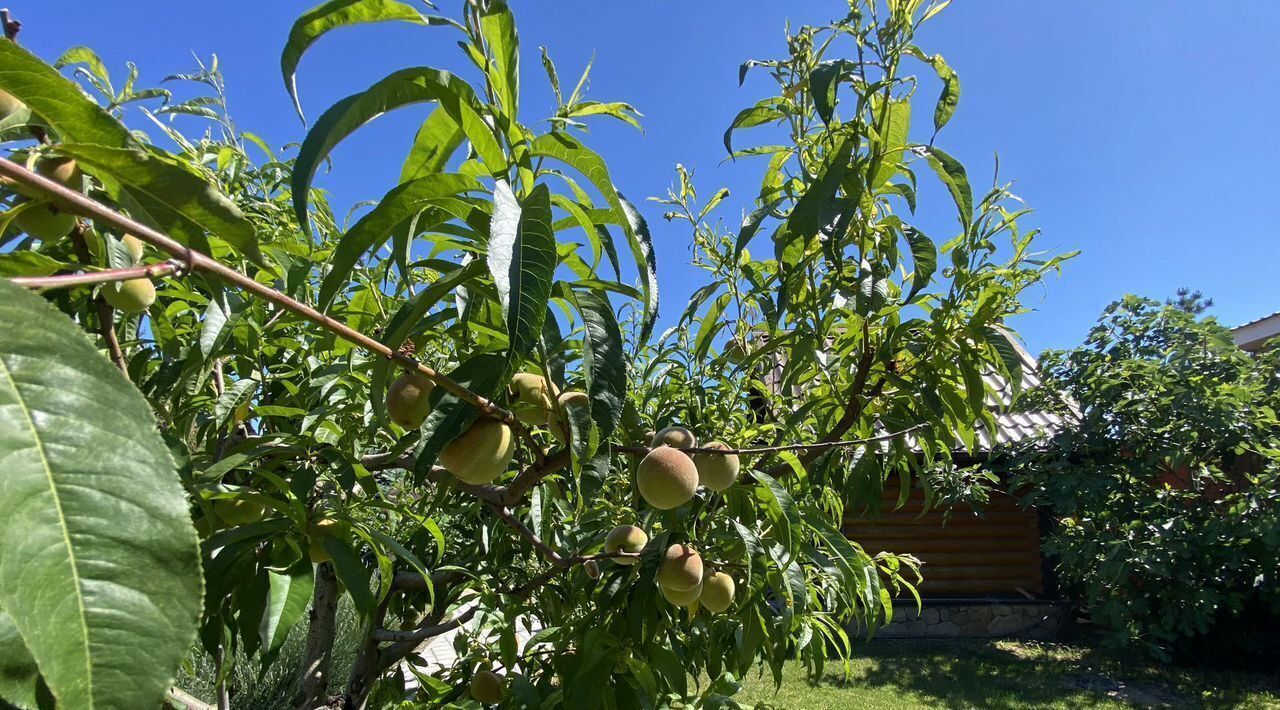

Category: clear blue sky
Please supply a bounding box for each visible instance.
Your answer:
[12,1,1280,354]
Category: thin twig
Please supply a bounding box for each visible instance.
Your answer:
[8,260,182,290]
[612,424,928,457]
[166,686,214,710]
[0,158,523,428]
[503,550,640,598]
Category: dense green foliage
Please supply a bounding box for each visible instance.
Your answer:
[996,296,1280,663]
[0,1,1066,707]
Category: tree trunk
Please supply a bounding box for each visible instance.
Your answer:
[213,645,230,710]
[340,639,381,710]
[341,597,392,710]
[294,562,339,709]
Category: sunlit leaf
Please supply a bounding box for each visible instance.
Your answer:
[281,0,460,122]
[0,41,132,147]
[0,280,201,710]
[317,173,482,309]
[293,67,505,235]
[58,144,262,265]
[489,181,555,366]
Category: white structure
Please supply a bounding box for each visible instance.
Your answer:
[1233,311,1280,353]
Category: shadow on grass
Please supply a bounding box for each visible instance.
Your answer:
[798,639,1280,710]
[817,639,1119,710]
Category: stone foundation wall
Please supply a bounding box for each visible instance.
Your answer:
[869,601,1066,639]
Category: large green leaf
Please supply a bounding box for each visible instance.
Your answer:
[258,564,313,660]
[735,198,781,257]
[489,181,555,365]
[281,0,460,122]
[570,289,626,446]
[902,226,937,304]
[723,98,786,154]
[918,145,972,227]
[527,133,658,339]
[478,0,519,120]
[907,47,961,134]
[58,144,262,265]
[982,326,1023,395]
[617,195,659,343]
[292,67,506,235]
[870,97,911,189]
[369,260,487,424]
[787,137,853,242]
[809,60,857,126]
[399,109,465,184]
[317,173,482,309]
[0,280,202,709]
[0,41,133,147]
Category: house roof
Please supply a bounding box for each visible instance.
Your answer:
[1232,311,1280,353]
[974,332,1072,449]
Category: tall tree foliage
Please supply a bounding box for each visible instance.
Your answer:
[0,1,1067,708]
[995,296,1280,663]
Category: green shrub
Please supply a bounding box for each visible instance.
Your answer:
[176,600,362,708]
[995,296,1280,663]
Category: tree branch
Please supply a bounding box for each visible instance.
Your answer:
[166,686,214,710]
[611,424,926,458]
[294,562,339,710]
[491,504,565,566]
[0,158,524,429]
[371,606,477,644]
[8,260,183,290]
[391,568,466,592]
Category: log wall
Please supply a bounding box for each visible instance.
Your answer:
[843,482,1044,596]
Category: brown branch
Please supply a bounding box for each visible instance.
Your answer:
[8,260,182,290]
[343,590,393,709]
[1,9,20,40]
[391,568,467,592]
[763,365,887,479]
[492,504,565,566]
[504,550,639,598]
[612,424,927,458]
[371,606,477,644]
[57,221,130,374]
[166,687,214,710]
[93,297,128,374]
[0,158,522,428]
[359,453,506,505]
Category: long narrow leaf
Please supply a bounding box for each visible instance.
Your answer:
[281,0,460,122]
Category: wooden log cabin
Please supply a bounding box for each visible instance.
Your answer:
[752,329,1065,601]
[841,335,1066,600]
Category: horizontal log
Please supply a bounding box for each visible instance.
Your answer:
[845,523,1038,538]
[898,552,1041,567]
[909,569,1041,583]
[849,542,1039,557]
[915,578,1044,594]
[846,510,1036,525]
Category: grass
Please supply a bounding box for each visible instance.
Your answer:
[174,601,362,710]
[734,639,1280,709]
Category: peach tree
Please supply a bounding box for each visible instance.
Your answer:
[0,1,1066,708]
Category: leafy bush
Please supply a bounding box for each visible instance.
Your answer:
[996,296,1280,663]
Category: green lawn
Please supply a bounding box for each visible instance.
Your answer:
[733,640,1280,709]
